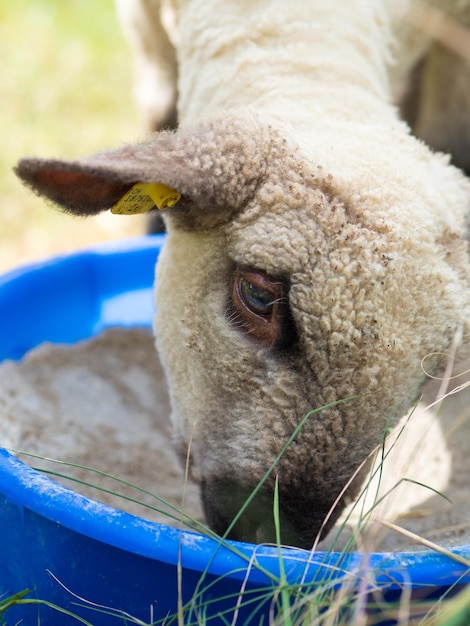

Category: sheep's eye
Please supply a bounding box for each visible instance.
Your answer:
[238,276,275,317]
[231,267,289,348]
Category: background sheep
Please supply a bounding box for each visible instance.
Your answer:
[15,0,470,548]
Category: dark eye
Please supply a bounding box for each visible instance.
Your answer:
[230,267,290,348]
[238,276,276,317]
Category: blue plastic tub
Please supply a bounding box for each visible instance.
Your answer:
[0,235,469,625]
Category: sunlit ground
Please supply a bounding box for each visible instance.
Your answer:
[0,0,147,274]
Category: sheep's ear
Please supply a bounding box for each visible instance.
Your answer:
[14,115,275,229]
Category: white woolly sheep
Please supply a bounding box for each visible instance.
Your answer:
[15,0,470,548]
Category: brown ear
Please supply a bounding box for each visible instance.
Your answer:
[14,113,278,228]
[14,158,135,216]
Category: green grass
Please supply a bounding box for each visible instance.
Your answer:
[2,452,470,626]
[5,400,470,625]
[0,0,145,273]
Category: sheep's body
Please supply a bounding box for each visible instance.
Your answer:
[16,1,470,547]
[117,0,470,177]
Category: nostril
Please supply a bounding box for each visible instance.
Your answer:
[200,477,308,547]
[201,477,268,542]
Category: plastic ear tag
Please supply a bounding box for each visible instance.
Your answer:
[111,182,181,215]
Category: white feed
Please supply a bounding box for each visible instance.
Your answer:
[0,326,469,552]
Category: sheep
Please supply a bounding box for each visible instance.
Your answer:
[15,0,470,549]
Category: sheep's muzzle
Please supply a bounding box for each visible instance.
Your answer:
[200,477,344,549]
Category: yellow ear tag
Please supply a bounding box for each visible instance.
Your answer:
[111,182,181,215]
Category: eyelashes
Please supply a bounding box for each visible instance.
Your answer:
[229,266,294,349]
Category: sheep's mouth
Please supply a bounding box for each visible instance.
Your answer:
[200,477,341,549]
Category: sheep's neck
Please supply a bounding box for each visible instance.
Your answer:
[177,1,399,130]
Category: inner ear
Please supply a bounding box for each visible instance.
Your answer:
[15,159,133,216]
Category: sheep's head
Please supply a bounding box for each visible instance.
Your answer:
[15,113,470,548]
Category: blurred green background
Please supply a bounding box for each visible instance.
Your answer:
[0,0,147,273]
